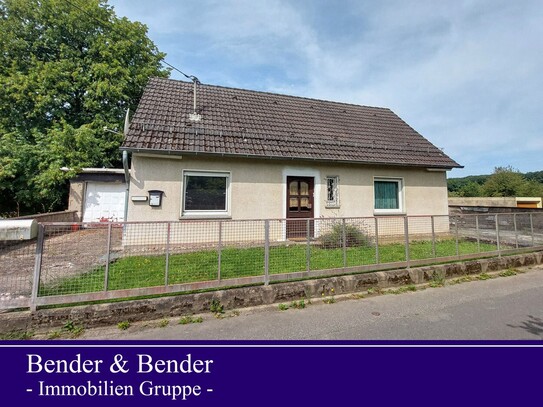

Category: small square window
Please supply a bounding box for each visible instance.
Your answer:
[182,171,230,217]
[374,178,403,213]
[325,176,340,208]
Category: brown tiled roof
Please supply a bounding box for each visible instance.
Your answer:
[122,77,462,169]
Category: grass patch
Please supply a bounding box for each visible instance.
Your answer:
[179,316,203,325]
[158,319,170,328]
[0,330,34,340]
[62,320,84,338]
[385,285,418,295]
[499,269,518,277]
[449,276,474,285]
[117,321,130,331]
[38,239,499,296]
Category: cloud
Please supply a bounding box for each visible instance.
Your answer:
[109,0,543,175]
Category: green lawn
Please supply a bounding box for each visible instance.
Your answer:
[39,239,497,296]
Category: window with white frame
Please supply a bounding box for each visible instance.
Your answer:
[182,171,230,216]
[325,176,340,207]
[374,178,403,213]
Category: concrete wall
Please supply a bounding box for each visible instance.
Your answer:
[67,180,85,221]
[448,197,517,208]
[15,210,77,223]
[127,154,449,222]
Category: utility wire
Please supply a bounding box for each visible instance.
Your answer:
[63,0,199,82]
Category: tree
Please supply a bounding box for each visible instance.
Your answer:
[458,181,483,197]
[0,0,169,215]
[481,166,543,197]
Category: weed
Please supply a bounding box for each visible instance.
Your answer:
[477,273,493,280]
[47,331,62,340]
[117,321,131,331]
[179,315,204,325]
[278,303,289,311]
[386,285,417,295]
[429,272,445,288]
[158,319,169,328]
[63,320,84,337]
[210,299,224,314]
[499,269,518,277]
[449,276,474,285]
[0,330,34,340]
[215,310,240,319]
[290,300,306,309]
[321,286,336,304]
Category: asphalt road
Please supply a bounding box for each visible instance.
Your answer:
[81,265,543,340]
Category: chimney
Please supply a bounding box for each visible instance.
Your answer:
[188,76,202,122]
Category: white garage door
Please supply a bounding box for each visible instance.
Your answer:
[83,182,126,222]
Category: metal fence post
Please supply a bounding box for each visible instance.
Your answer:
[165,222,171,286]
[264,220,270,286]
[306,219,311,272]
[30,224,45,312]
[495,214,501,256]
[513,213,519,249]
[104,223,112,291]
[476,215,481,253]
[342,218,347,269]
[455,216,460,257]
[530,213,534,247]
[374,217,380,264]
[431,216,436,258]
[217,221,222,281]
[404,216,410,267]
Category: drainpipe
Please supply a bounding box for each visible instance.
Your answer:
[122,150,130,222]
[122,109,131,222]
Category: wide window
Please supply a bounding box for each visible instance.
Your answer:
[183,171,230,216]
[374,178,403,213]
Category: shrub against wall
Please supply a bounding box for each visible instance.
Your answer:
[319,222,372,248]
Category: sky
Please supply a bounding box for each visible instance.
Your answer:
[108,0,542,177]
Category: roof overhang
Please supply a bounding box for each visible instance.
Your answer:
[120,147,461,170]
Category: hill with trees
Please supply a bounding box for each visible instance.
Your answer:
[448,167,543,198]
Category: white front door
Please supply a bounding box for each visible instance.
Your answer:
[83,182,126,222]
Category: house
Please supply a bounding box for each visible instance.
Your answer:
[121,77,461,241]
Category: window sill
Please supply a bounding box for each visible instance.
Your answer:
[180,214,232,220]
[373,211,406,216]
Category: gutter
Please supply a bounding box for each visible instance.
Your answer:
[119,147,462,170]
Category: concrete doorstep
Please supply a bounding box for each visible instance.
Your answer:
[1,251,542,336]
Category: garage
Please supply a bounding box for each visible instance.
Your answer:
[65,168,127,222]
[83,181,126,222]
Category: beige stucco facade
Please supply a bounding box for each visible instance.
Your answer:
[127,153,449,222]
[127,153,449,220]
[121,153,450,247]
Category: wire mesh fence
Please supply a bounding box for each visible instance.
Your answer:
[1,212,543,310]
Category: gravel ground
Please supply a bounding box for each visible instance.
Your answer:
[0,228,122,301]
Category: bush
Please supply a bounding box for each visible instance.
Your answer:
[319,222,371,248]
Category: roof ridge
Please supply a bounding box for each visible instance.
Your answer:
[148,76,393,112]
